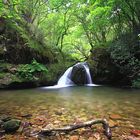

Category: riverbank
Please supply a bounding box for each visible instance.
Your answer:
[0,61,76,89]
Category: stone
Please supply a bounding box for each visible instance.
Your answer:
[88,47,128,85]
[109,114,122,120]
[126,136,140,140]
[0,120,4,126]
[0,115,11,122]
[21,114,32,118]
[88,137,96,140]
[70,135,79,140]
[130,130,140,136]
[108,120,118,127]
[71,63,88,85]
[2,119,21,133]
[55,111,63,116]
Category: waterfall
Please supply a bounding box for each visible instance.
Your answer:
[44,62,96,89]
[57,62,95,87]
[83,63,93,85]
[57,67,74,87]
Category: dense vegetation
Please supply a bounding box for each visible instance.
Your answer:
[0,0,140,88]
[0,1,140,140]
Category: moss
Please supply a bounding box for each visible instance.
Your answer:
[0,63,26,88]
[88,48,125,85]
[0,63,12,70]
[0,61,75,88]
[0,72,6,79]
[0,47,4,54]
[132,78,140,88]
[11,74,22,82]
[46,61,75,83]
[3,119,21,133]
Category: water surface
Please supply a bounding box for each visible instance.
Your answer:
[0,86,140,139]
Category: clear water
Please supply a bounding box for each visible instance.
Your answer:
[0,86,140,139]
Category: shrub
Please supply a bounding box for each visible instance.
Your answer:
[109,33,140,84]
[17,59,48,80]
[132,77,140,88]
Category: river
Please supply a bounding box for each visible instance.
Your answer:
[0,86,140,139]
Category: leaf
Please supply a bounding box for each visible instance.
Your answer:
[131,130,140,136]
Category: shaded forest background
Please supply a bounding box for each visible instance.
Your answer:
[0,0,140,88]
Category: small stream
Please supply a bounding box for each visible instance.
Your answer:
[0,86,140,139]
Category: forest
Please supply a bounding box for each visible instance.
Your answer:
[0,0,140,140]
[0,0,140,88]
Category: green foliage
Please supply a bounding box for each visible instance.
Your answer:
[17,60,48,80]
[1,0,140,87]
[46,61,75,82]
[132,77,140,88]
[0,73,5,79]
[109,33,140,84]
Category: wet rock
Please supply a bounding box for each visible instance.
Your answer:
[55,111,63,116]
[70,135,79,140]
[2,119,21,133]
[32,116,47,126]
[71,63,88,85]
[109,114,122,120]
[0,115,11,122]
[18,122,31,133]
[126,136,140,140]
[9,67,17,74]
[88,48,128,85]
[54,120,61,124]
[0,120,4,126]
[108,120,118,127]
[88,137,96,140]
[21,114,32,118]
[131,130,140,136]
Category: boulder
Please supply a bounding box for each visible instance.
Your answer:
[88,48,125,85]
[71,63,88,85]
[2,119,21,133]
[0,115,11,122]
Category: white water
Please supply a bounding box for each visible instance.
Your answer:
[83,64,92,84]
[56,63,96,87]
[44,63,97,89]
[82,63,96,86]
[57,67,74,87]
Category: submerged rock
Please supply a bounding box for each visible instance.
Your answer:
[70,135,79,140]
[0,120,4,126]
[2,119,21,133]
[131,130,140,136]
[0,115,11,122]
[109,114,122,120]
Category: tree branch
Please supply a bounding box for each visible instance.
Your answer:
[38,119,112,140]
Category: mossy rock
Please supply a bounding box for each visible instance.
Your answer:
[0,115,11,122]
[0,63,39,88]
[2,119,21,133]
[88,48,124,85]
[0,62,73,88]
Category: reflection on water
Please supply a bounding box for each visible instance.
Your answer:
[0,86,140,138]
[0,86,140,115]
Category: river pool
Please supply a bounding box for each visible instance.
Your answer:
[0,86,140,139]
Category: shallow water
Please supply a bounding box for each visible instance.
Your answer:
[0,86,140,139]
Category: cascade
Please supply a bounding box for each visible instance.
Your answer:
[57,67,74,87]
[82,63,93,85]
[57,62,95,87]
